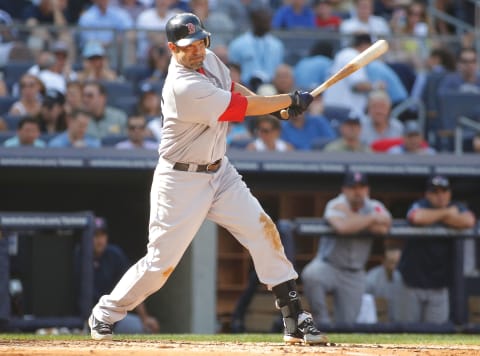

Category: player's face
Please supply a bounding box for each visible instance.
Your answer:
[426,188,451,208]
[342,184,369,209]
[170,39,206,70]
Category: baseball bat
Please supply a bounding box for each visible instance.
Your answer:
[280,39,389,119]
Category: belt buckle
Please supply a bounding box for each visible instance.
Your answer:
[206,159,220,173]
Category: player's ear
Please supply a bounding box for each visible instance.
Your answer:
[167,42,176,52]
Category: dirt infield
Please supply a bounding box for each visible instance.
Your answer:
[2,340,480,356]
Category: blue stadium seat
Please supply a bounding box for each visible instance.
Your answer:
[3,61,33,91]
[3,114,21,131]
[100,81,135,106]
[0,96,16,115]
[111,96,138,116]
[122,64,150,87]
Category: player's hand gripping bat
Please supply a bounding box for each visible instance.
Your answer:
[280,39,389,119]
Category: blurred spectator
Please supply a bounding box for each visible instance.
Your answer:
[228,6,285,90]
[272,0,316,30]
[77,41,118,82]
[0,9,33,68]
[324,114,370,152]
[116,115,158,149]
[323,33,383,116]
[136,0,181,59]
[36,89,67,134]
[49,109,101,147]
[22,0,70,24]
[82,81,127,138]
[373,0,397,20]
[215,0,263,34]
[138,83,163,142]
[138,83,161,119]
[3,116,46,147]
[111,0,146,21]
[65,81,84,114]
[438,48,480,95]
[360,90,403,145]
[395,175,476,324]
[339,0,391,42]
[419,47,456,133]
[22,0,71,54]
[389,0,434,69]
[314,0,342,31]
[73,217,160,334]
[365,247,402,323]
[246,115,293,151]
[142,43,170,85]
[294,40,333,91]
[301,171,392,325]
[387,120,436,155]
[366,60,408,106]
[280,105,337,150]
[78,0,133,47]
[189,0,235,48]
[49,41,78,82]
[257,63,295,95]
[28,50,67,94]
[9,74,44,117]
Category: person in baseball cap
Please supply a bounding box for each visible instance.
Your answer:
[426,175,450,192]
[343,171,368,187]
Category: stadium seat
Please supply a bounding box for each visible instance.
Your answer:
[111,96,138,116]
[3,61,33,91]
[100,81,135,106]
[122,64,150,87]
[3,114,21,131]
[0,96,16,115]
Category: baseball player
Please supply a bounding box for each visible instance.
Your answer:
[88,13,326,345]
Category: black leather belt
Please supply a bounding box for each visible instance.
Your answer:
[173,159,222,173]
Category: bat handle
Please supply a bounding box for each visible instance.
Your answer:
[280,108,289,120]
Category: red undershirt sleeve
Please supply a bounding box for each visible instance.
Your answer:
[218,92,247,122]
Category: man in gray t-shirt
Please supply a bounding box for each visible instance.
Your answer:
[301,171,392,325]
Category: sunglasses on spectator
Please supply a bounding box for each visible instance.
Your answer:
[83,92,96,98]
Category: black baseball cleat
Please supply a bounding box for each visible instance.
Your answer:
[283,311,328,345]
[88,314,113,341]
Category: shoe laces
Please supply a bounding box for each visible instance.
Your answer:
[93,319,112,334]
[297,312,320,334]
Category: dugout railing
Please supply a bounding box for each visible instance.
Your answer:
[293,218,480,333]
[0,211,95,332]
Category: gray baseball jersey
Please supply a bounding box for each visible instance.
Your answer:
[91,49,297,325]
[160,50,232,164]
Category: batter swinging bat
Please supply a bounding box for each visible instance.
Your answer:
[280,39,389,119]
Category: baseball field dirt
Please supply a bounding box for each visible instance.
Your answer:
[2,339,480,356]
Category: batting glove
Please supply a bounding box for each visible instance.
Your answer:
[289,90,313,112]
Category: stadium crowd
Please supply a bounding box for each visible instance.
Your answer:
[0,0,478,152]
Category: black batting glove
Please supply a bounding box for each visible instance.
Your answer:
[289,90,313,112]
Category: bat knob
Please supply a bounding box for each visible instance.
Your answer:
[280,109,289,120]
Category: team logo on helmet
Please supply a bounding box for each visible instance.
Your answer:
[186,23,195,35]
